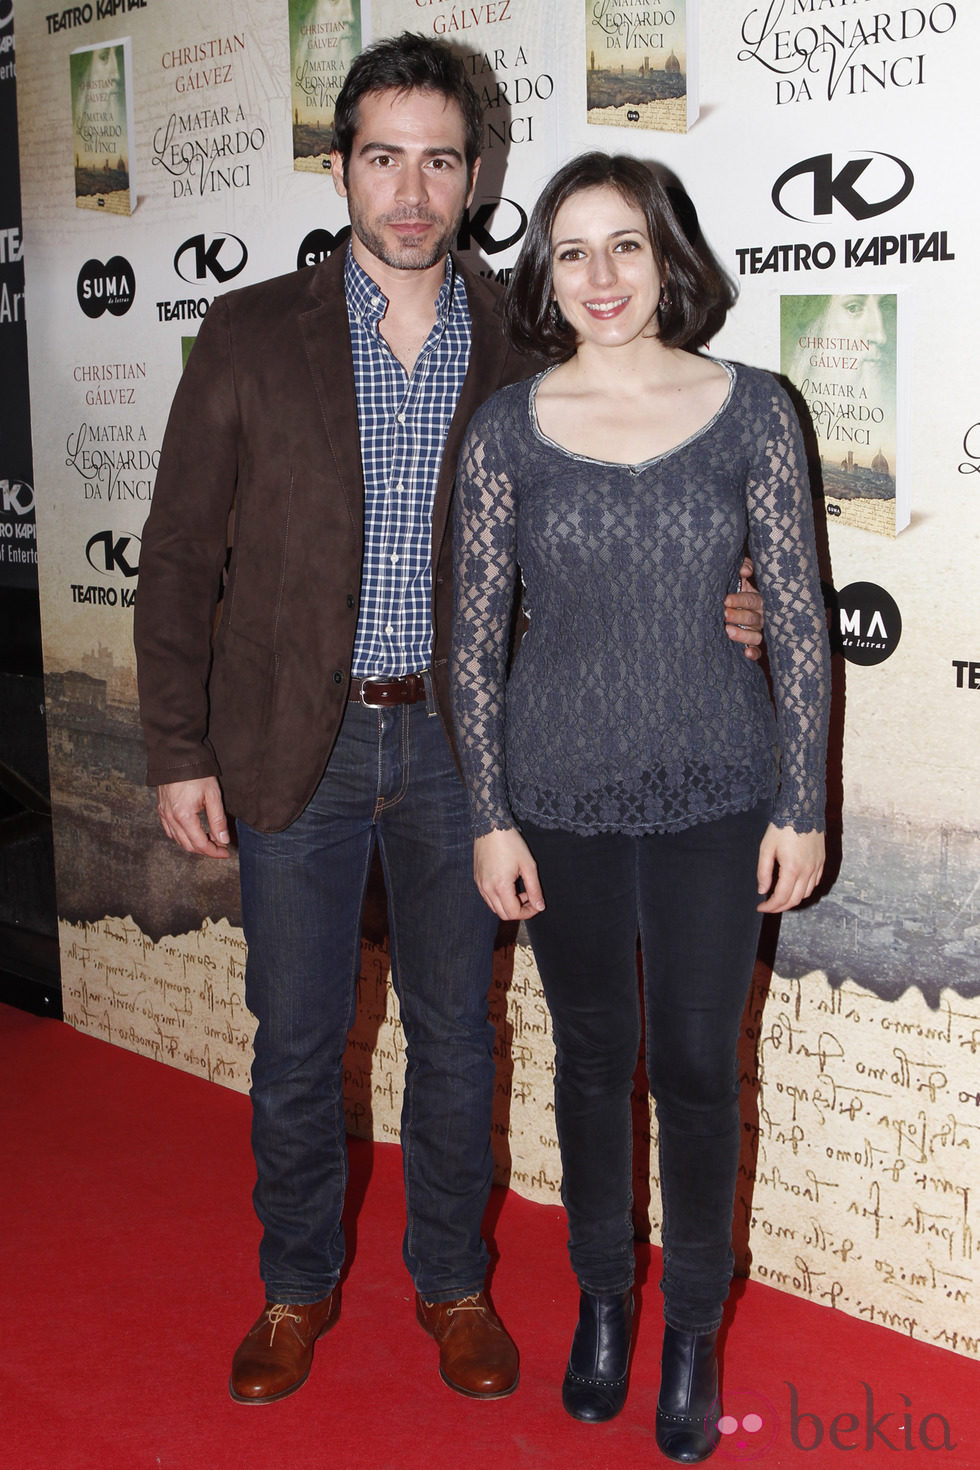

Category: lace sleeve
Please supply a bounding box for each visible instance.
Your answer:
[745,379,831,833]
[451,407,520,838]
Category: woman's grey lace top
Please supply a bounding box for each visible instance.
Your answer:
[452,361,830,839]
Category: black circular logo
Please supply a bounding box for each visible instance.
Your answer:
[831,581,902,665]
[77,256,136,318]
[296,226,351,270]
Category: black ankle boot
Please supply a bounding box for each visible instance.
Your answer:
[561,1289,634,1423]
[655,1324,721,1463]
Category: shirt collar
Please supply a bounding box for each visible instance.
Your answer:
[344,246,459,328]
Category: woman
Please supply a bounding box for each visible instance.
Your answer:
[451,153,830,1462]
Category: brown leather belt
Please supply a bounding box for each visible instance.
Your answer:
[349,672,428,706]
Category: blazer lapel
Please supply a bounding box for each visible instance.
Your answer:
[299,251,363,533]
[430,255,510,568]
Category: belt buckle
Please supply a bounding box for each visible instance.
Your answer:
[359,674,391,707]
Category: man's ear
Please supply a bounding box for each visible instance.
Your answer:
[465,155,481,209]
[330,152,347,197]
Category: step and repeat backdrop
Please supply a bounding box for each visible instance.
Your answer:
[14,0,979,1359]
[1,0,32,588]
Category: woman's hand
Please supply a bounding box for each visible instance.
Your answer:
[474,828,545,922]
[756,824,825,913]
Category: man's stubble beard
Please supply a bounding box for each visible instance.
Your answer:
[347,198,466,273]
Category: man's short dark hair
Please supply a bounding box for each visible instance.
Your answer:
[503,151,736,361]
[332,32,483,179]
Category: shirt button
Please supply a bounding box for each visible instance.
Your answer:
[390,553,399,564]
[395,482,405,494]
[396,412,406,424]
[385,624,394,635]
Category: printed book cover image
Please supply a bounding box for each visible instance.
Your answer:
[290,0,361,173]
[781,293,907,537]
[70,39,136,215]
[586,1,698,134]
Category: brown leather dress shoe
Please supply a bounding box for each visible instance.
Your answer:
[229,1293,339,1404]
[416,1291,519,1399]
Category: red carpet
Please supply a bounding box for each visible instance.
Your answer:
[2,1001,977,1468]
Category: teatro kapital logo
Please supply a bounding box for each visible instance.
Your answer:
[457,196,528,255]
[77,256,136,319]
[1,477,34,516]
[174,233,247,285]
[85,529,141,578]
[772,152,914,223]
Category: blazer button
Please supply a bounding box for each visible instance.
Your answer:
[333,670,344,684]
[346,594,356,609]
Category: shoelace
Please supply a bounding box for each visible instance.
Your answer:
[265,1303,302,1343]
[446,1294,485,1317]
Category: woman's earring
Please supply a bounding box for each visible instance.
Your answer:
[658,286,670,313]
[550,299,568,330]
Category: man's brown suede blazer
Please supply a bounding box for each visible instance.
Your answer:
[134,247,533,832]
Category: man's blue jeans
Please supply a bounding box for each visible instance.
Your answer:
[237,688,498,1305]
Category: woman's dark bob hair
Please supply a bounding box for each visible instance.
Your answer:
[503,152,735,361]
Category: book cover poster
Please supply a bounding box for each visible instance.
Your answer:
[586,0,697,134]
[781,293,907,537]
[290,0,361,174]
[69,40,135,216]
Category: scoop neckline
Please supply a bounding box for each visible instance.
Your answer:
[527,358,737,471]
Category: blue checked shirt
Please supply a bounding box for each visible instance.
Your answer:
[346,248,472,678]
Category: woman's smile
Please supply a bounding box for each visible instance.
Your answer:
[583,295,630,317]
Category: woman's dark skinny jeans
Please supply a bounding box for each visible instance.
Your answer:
[521,801,769,1333]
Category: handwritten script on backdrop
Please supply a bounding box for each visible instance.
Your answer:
[62,918,977,1358]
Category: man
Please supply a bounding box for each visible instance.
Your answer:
[134,32,764,1407]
